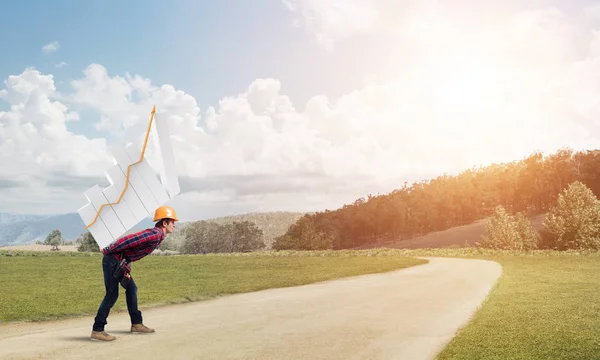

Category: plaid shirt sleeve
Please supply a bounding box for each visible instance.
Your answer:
[104,228,162,255]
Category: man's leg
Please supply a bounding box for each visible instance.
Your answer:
[125,276,142,324]
[91,255,119,340]
[126,276,155,333]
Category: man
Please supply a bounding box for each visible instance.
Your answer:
[90,205,179,341]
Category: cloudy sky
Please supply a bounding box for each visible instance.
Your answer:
[2,0,600,222]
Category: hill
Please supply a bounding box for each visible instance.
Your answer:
[0,212,86,246]
[160,211,305,251]
[274,148,600,251]
[353,213,547,250]
[0,211,153,247]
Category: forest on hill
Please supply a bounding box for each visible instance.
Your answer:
[159,211,304,252]
[273,148,600,250]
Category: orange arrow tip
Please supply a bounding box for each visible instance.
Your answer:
[151,105,156,113]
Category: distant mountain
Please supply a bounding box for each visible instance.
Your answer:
[0,212,155,246]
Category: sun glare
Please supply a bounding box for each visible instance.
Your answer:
[383,46,527,164]
[424,52,506,109]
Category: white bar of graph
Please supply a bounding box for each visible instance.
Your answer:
[153,112,180,198]
[77,202,113,249]
[77,106,182,249]
[102,181,138,231]
[110,143,160,214]
[124,143,170,206]
[84,185,127,241]
[106,164,150,224]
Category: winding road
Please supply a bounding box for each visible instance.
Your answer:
[0,257,501,360]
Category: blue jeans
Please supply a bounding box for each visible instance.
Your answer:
[92,254,143,332]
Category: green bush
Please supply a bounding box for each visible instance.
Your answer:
[477,205,539,250]
[542,181,600,250]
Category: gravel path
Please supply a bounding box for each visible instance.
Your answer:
[0,257,501,360]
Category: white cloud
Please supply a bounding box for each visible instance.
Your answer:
[283,0,439,51]
[55,62,68,68]
[0,68,112,214]
[4,2,600,221]
[42,41,60,54]
[283,0,380,51]
[0,64,432,217]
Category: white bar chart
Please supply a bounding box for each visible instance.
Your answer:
[110,144,160,213]
[153,111,180,199]
[77,106,180,249]
[77,201,114,249]
[124,143,170,206]
[105,164,149,223]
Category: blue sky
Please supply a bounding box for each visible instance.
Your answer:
[3,2,261,99]
[0,0,392,217]
[0,0,370,130]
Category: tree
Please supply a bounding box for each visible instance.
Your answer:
[514,212,540,250]
[273,216,333,251]
[229,221,265,252]
[477,205,539,250]
[181,221,221,254]
[76,231,100,252]
[181,220,265,254]
[44,229,63,251]
[542,181,600,250]
[577,150,600,198]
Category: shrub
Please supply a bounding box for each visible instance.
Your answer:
[542,181,600,250]
[477,205,539,250]
[514,212,540,250]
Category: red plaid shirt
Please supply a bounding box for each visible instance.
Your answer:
[102,227,165,263]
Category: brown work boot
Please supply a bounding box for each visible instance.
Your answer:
[91,331,116,341]
[131,323,155,333]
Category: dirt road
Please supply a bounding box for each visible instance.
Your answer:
[0,245,79,252]
[0,257,501,360]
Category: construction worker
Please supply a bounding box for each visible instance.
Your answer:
[90,205,179,341]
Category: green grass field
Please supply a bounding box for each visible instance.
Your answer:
[393,248,600,360]
[0,250,426,322]
[3,248,600,359]
[438,256,600,360]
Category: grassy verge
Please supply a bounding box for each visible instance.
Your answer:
[387,248,600,360]
[0,250,426,322]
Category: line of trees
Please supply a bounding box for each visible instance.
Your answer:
[159,211,303,251]
[180,220,265,254]
[479,181,600,251]
[75,220,266,255]
[274,148,600,250]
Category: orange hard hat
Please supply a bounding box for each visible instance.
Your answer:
[153,206,179,221]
